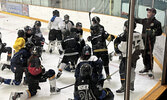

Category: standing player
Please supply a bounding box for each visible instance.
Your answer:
[63,14,74,32]
[0,32,12,62]
[24,25,33,43]
[71,22,85,56]
[9,47,57,100]
[87,16,115,79]
[56,30,80,79]
[116,20,144,93]
[122,8,162,77]
[48,10,64,54]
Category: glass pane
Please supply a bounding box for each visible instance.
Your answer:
[15,0,22,3]
[23,0,31,4]
[32,0,40,6]
[41,0,49,7]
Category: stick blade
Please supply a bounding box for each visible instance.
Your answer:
[90,7,96,13]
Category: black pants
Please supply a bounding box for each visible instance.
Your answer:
[62,54,79,66]
[0,46,12,61]
[48,29,62,41]
[27,69,55,97]
[93,51,109,75]
[142,48,153,71]
[119,51,140,86]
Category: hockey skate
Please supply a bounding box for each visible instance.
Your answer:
[0,77,4,85]
[50,86,56,94]
[116,86,124,93]
[9,92,23,100]
[139,68,149,75]
[148,70,154,79]
[56,71,62,79]
[1,64,10,71]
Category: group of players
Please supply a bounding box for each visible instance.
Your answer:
[0,7,162,100]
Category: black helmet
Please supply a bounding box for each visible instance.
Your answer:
[34,21,41,27]
[53,10,59,17]
[31,46,42,57]
[17,30,25,37]
[124,20,136,30]
[81,45,91,60]
[80,63,92,78]
[24,26,32,32]
[92,16,100,24]
[64,14,69,21]
[76,22,82,27]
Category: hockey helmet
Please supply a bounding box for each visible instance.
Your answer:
[17,30,25,37]
[64,14,69,21]
[124,20,136,30]
[53,10,59,17]
[82,45,91,56]
[34,21,41,27]
[76,22,82,27]
[24,26,32,32]
[92,16,100,24]
[80,63,92,78]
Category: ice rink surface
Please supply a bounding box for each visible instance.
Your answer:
[0,13,162,100]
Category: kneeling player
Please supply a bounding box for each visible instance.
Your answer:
[116,20,144,93]
[56,30,80,79]
[9,46,57,100]
[74,45,114,100]
[0,32,12,61]
[0,42,33,85]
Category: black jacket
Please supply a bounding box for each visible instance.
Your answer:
[135,17,162,49]
[88,24,115,52]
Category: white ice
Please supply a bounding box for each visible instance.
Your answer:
[0,13,162,100]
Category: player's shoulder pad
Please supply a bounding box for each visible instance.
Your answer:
[88,56,98,61]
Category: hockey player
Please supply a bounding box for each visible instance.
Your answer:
[0,32,12,61]
[63,14,74,32]
[31,21,45,55]
[122,8,162,77]
[0,42,33,85]
[74,45,114,100]
[13,30,25,53]
[71,22,86,56]
[24,25,33,43]
[48,10,64,54]
[87,16,115,79]
[75,22,83,38]
[116,20,144,93]
[56,30,80,79]
[75,45,103,83]
[9,46,57,100]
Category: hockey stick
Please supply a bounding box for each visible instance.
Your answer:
[44,41,49,45]
[56,70,119,92]
[89,7,96,25]
[105,70,119,80]
[56,83,75,92]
